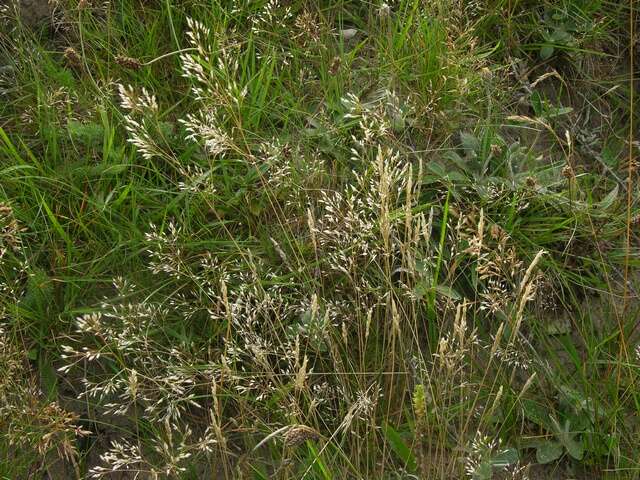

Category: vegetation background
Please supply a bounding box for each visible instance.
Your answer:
[0,0,638,478]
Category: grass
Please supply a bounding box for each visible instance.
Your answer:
[0,0,638,478]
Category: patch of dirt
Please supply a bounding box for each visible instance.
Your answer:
[2,0,52,27]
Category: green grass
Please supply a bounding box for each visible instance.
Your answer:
[1,0,638,478]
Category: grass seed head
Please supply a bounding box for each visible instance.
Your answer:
[284,425,320,447]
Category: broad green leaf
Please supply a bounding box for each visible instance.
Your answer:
[598,186,618,211]
[545,106,573,118]
[413,280,430,299]
[426,161,447,179]
[522,399,552,430]
[472,460,493,480]
[530,92,543,117]
[382,424,417,472]
[536,441,563,464]
[563,434,584,460]
[434,284,462,301]
[550,416,584,460]
[491,447,519,467]
[540,45,554,60]
[460,131,480,154]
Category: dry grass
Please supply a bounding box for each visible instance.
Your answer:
[0,0,638,478]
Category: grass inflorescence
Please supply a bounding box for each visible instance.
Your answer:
[0,0,638,478]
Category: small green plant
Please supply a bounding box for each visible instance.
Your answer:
[521,384,612,465]
[539,7,578,60]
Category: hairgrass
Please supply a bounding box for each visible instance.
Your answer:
[1,0,638,478]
